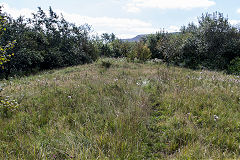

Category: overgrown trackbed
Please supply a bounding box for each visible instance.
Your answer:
[1,58,239,159]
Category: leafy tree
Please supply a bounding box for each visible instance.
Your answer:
[227,57,240,75]
[129,41,151,62]
[0,7,98,77]
[146,12,240,71]
[146,31,167,59]
[197,12,238,69]
[0,6,18,118]
[0,6,16,69]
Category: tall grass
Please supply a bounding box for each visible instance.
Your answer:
[0,58,239,159]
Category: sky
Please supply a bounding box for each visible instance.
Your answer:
[1,0,240,38]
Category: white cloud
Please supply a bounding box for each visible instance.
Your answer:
[125,0,216,12]
[168,25,180,32]
[1,3,33,18]
[0,3,159,38]
[0,2,182,39]
[59,10,152,29]
[124,3,141,13]
[229,20,240,25]
[56,10,158,38]
[237,8,240,14]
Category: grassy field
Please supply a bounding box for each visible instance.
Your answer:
[0,58,239,159]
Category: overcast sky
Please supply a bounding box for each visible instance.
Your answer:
[1,0,240,38]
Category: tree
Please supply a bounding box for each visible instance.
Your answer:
[0,6,18,118]
[0,6,96,77]
[0,6,16,69]
[130,41,152,62]
[197,12,240,69]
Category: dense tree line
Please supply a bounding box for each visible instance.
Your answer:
[0,7,99,78]
[99,12,240,74]
[0,6,18,117]
[0,6,16,69]
[1,8,240,78]
[144,12,240,73]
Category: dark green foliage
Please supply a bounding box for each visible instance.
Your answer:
[0,6,16,67]
[1,9,240,77]
[0,7,98,78]
[131,41,151,62]
[101,60,112,69]
[146,31,168,59]
[196,12,240,69]
[145,12,240,71]
[180,34,200,69]
[99,14,240,70]
[0,7,18,119]
[98,33,132,58]
[227,57,240,75]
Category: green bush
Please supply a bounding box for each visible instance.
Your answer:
[0,7,98,78]
[227,57,240,75]
[129,42,152,62]
[145,12,240,71]
[139,44,152,61]
[0,96,19,118]
[101,60,112,69]
[180,35,200,69]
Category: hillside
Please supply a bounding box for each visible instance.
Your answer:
[122,34,147,42]
[121,32,181,42]
[0,58,239,159]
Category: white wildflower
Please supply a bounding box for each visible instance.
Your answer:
[142,80,150,86]
[214,115,219,121]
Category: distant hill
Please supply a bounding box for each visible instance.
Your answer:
[122,34,147,42]
[121,32,180,42]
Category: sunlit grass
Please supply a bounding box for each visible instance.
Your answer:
[0,58,239,159]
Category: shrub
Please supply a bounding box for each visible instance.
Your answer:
[227,57,240,75]
[139,44,152,62]
[101,60,112,69]
[180,34,200,69]
[130,42,152,62]
[0,95,19,118]
[0,7,98,78]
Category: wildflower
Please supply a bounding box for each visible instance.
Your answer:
[214,115,219,121]
[142,80,148,85]
[68,96,72,99]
